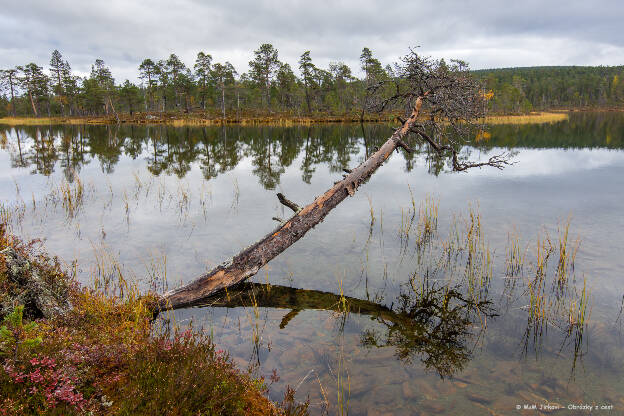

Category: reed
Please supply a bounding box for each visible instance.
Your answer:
[505,229,525,277]
[554,218,580,292]
[143,249,169,293]
[412,195,439,255]
[0,129,8,147]
[231,177,240,210]
[567,277,589,330]
[336,343,350,416]
[90,242,128,298]
[122,190,130,225]
[177,182,191,215]
[462,206,492,303]
[525,234,552,337]
[58,176,84,219]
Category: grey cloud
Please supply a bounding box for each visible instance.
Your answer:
[1,0,622,83]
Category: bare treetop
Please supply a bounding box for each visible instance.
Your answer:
[369,49,513,172]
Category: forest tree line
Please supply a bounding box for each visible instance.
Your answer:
[1,45,623,118]
[475,66,624,113]
[0,45,387,119]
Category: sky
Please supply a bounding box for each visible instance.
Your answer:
[1,0,623,83]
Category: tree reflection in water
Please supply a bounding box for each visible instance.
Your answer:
[2,112,623,184]
[182,281,497,379]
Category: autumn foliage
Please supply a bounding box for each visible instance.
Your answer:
[0,225,304,415]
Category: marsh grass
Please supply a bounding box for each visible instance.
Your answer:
[418,195,439,243]
[335,277,351,332]
[231,177,240,211]
[391,200,591,367]
[523,234,552,350]
[235,285,270,369]
[398,187,417,251]
[142,249,168,293]
[483,112,569,125]
[554,218,580,293]
[406,203,490,291]
[0,202,26,233]
[335,342,351,416]
[0,116,119,126]
[0,111,571,128]
[15,166,225,243]
[199,181,213,222]
[505,229,526,278]
[366,194,375,243]
[457,206,493,305]
[176,181,191,219]
[58,176,85,219]
[0,226,293,415]
[401,193,439,257]
[505,221,592,363]
[90,242,129,298]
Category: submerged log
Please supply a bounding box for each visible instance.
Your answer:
[158,99,425,310]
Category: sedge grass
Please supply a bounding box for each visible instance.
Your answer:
[483,112,569,125]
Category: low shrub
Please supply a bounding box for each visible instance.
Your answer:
[0,224,305,415]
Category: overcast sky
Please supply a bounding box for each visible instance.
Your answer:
[2,0,623,83]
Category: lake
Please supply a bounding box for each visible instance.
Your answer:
[1,112,623,415]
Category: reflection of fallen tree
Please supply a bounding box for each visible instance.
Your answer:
[181,282,497,378]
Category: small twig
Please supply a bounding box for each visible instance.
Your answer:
[277,193,301,213]
[342,168,352,174]
[272,217,284,223]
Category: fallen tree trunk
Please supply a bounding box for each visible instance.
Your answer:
[158,98,424,310]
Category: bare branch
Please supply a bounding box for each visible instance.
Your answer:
[277,193,301,213]
[397,139,414,154]
[451,152,515,171]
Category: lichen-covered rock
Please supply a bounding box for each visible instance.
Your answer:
[0,246,71,320]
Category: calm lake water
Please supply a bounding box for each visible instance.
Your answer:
[1,112,624,415]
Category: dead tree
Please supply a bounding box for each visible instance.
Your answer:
[157,50,512,311]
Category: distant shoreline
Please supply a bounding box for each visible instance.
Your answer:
[1,109,619,127]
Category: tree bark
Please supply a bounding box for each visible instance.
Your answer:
[29,91,38,117]
[8,75,16,117]
[108,96,120,123]
[221,83,226,119]
[158,97,424,310]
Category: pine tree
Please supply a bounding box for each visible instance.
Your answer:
[211,62,236,119]
[249,44,281,111]
[298,51,315,113]
[49,50,66,114]
[194,52,213,110]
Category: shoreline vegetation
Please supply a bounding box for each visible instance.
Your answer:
[3,46,623,125]
[0,225,308,415]
[0,110,585,127]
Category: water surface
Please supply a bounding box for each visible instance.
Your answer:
[1,112,623,415]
